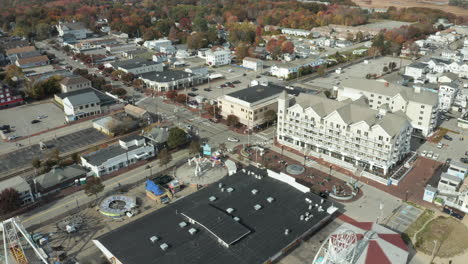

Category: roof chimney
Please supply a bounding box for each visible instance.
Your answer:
[384,82,389,87]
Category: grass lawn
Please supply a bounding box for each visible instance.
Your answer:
[404,209,433,241]
[416,216,468,258]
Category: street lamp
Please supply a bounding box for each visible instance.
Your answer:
[145,165,153,180]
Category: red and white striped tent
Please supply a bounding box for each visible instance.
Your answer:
[332,221,409,264]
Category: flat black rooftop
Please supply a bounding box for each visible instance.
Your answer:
[226,83,300,103]
[96,166,335,264]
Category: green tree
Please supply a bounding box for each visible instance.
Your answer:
[0,188,21,214]
[218,143,227,154]
[227,115,239,127]
[158,149,172,169]
[356,31,364,42]
[71,153,80,164]
[189,140,201,157]
[35,23,50,40]
[389,62,397,71]
[167,127,188,149]
[31,158,41,169]
[235,43,250,61]
[383,66,389,73]
[193,17,208,32]
[49,148,60,161]
[84,176,105,199]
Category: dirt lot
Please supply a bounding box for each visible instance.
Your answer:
[416,216,468,258]
[354,0,468,16]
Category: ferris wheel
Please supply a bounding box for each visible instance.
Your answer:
[312,228,358,264]
[0,217,48,264]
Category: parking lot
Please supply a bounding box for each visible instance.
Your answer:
[417,111,468,164]
[0,102,65,140]
[0,128,108,177]
[304,56,411,89]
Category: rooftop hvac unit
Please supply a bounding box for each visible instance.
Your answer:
[233,216,240,222]
[188,228,198,235]
[284,229,290,235]
[160,243,169,250]
[220,188,225,192]
[226,208,235,214]
[305,198,312,204]
[251,189,258,195]
[218,183,224,188]
[209,196,217,202]
[179,222,187,228]
[267,197,274,203]
[150,236,159,243]
[300,215,304,221]
[226,187,234,193]
[254,204,262,211]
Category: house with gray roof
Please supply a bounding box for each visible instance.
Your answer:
[57,21,92,40]
[338,78,439,136]
[277,91,412,175]
[0,176,34,205]
[63,91,101,122]
[34,165,87,196]
[81,135,155,177]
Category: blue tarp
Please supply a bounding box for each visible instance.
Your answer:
[146,179,164,195]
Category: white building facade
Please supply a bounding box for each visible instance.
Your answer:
[277,92,413,175]
[205,49,231,66]
[63,92,102,122]
[242,57,264,72]
[81,136,155,177]
[438,83,459,111]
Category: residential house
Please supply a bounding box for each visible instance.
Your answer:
[335,40,353,48]
[218,81,292,129]
[0,176,34,205]
[441,50,461,60]
[438,72,459,83]
[438,173,462,194]
[454,88,468,109]
[447,160,468,180]
[143,39,172,51]
[0,85,23,109]
[404,62,428,80]
[281,28,311,37]
[60,75,92,93]
[81,135,155,177]
[243,57,264,72]
[252,47,268,59]
[15,55,49,69]
[5,46,40,62]
[34,165,87,197]
[57,21,92,40]
[339,79,439,136]
[439,82,459,111]
[295,47,311,59]
[54,88,121,114]
[205,48,231,67]
[143,126,170,151]
[277,91,412,175]
[152,53,168,63]
[109,31,129,39]
[63,91,102,121]
[160,45,176,55]
[124,104,151,120]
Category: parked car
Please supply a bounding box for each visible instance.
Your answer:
[232,80,241,84]
[185,124,193,130]
[7,135,20,141]
[37,115,48,119]
[229,84,235,88]
[227,137,240,142]
[187,93,197,97]
[437,143,443,149]
[191,88,198,91]
[221,84,227,88]
[208,118,219,123]
[465,151,468,156]
[31,120,40,124]
[204,88,212,92]
[443,135,453,141]
[433,153,439,160]
[242,73,247,76]
[256,75,261,78]
[446,158,452,164]
[421,150,427,157]
[460,158,468,164]
[0,125,10,130]
[443,206,464,220]
[427,151,433,158]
